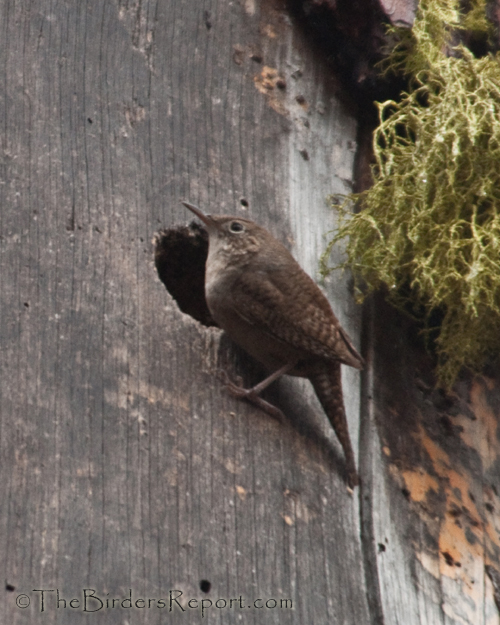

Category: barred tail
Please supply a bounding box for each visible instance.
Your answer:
[309,362,359,488]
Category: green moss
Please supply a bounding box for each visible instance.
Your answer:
[324,0,500,386]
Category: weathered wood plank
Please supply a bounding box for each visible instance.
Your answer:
[1,1,368,624]
[362,294,500,625]
[7,0,498,623]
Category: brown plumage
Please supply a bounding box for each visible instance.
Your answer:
[183,202,363,488]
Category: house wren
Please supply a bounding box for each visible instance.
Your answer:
[182,201,364,488]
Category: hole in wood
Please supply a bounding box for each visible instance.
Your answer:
[200,580,211,593]
[154,223,218,328]
[203,9,212,29]
[240,198,249,207]
[6,583,15,592]
[438,416,455,437]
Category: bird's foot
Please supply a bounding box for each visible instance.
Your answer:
[217,370,286,423]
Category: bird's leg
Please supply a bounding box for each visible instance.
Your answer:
[219,362,297,422]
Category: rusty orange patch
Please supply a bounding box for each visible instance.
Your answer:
[415,424,452,473]
[458,379,500,471]
[253,66,288,116]
[402,468,439,503]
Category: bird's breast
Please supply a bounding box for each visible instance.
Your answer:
[204,252,237,304]
[204,257,308,374]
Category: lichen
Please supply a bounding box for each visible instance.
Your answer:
[323,0,500,386]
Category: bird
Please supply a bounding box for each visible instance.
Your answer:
[182,201,364,488]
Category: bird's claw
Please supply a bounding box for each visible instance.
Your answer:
[217,369,244,393]
[216,369,286,423]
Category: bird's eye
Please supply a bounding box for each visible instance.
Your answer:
[229,221,244,233]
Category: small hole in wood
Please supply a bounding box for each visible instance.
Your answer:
[6,583,15,592]
[87,118,93,124]
[203,10,212,29]
[377,543,386,553]
[23,302,29,308]
[439,416,454,437]
[448,506,461,517]
[200,580,211,593]
[240,198,249,207]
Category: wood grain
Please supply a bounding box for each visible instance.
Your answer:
[4,0,498,624]
[0,1,366,623]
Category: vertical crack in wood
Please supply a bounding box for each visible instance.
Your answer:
[486,565,500,614]
[359,295,386,625]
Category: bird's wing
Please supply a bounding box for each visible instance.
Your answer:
[230,266,364,369]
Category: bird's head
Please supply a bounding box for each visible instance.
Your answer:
[182,201,269,258]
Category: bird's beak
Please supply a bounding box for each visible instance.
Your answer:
[182,201,213,227]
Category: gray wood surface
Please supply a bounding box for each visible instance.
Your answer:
[0,1,366,623]
[3,1,500,624]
